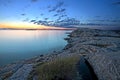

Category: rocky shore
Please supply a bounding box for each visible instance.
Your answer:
[66,28,120,80]
[0,28,120,80]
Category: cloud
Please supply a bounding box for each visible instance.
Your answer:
[30,20,38,24]
[56,17,62,21]
[0,0,10,6]
[48,1,65,12]
[37,20,49,25]
[47,5,51,9]
[31,0,38,2]
[95,16,101,18]
[25,4,31,8]
[43,1,67,22]
[30,20,48,25]
[30,20,36,22]
[44,18,49,20]
[30,17,80,27]
[7,0,12,3]
[53,14,59,16]
[55,14,67,21]
[97,19,120,22]
[55,18,80,27]
[48,7,57,12]
[56,8,66,13]
[48,21,54,23]
[23,18,29,22]
[56,1,64,7]
[59,14,67,18]
[21,13,26,16]
[40,13,44,16]
[112,1,120,5]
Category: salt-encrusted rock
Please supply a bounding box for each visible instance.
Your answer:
[8,64,33,80]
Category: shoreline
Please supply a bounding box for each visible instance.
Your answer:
[0,27,120,80]
[0,28,76,30]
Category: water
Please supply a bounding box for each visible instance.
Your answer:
[77,56,98,80]
[0,30,71,66]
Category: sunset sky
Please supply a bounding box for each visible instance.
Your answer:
[0,0,120,29]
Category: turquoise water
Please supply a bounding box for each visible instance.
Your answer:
[0,30,71,66]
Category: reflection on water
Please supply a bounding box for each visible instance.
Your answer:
[0,30,71,66]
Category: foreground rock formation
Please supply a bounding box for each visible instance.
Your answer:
[0,28,120,80]
[65,28,120,80]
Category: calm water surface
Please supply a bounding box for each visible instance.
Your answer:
[0,30,71,66]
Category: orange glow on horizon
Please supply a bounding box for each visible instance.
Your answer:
[0,22,75,30]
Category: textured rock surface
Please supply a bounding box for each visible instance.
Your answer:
[0,63,23,80]
[65,28,120,80]
[9,64,33,80]
[87,51,120,80]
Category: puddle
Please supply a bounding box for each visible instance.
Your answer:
[77,56,98,80]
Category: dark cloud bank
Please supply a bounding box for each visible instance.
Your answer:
[112,1,120,5]
[30,18,80,27]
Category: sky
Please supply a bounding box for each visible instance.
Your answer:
[0,0,120,29]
